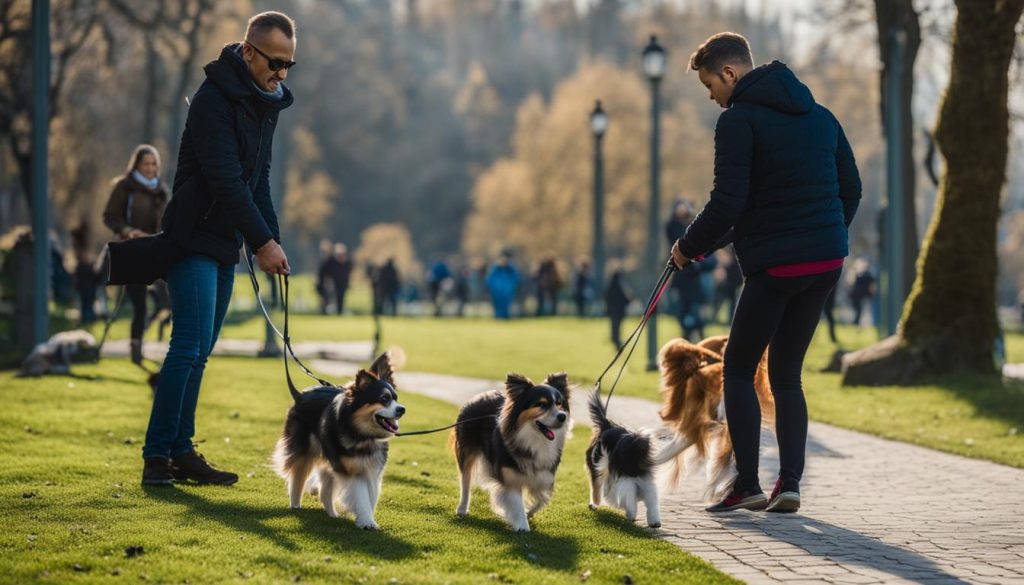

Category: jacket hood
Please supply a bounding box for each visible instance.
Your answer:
[203,43,293,111]
[728,61,814,115]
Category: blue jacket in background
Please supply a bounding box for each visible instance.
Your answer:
[162,43,293,265]
[678,61,862,277]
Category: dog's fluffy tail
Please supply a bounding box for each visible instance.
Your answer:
[270,436,290,479]
[587,390,613,434]
[649,433,691,466]
[703,427,738,503]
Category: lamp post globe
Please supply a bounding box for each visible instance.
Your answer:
[590,100,608,137]
[642,35,666,81]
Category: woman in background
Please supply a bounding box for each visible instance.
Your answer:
[103,144,170,364]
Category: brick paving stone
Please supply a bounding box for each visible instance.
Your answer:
[828,574,883,584]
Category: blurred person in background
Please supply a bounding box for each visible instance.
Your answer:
[103,144,170,364]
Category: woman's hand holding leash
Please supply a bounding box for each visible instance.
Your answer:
[257,240,291,275]
[670,240,692,270]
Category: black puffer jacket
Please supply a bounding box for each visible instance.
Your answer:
[162,43,293,265]
[678,61,861,276]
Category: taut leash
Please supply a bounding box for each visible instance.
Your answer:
[594,258,692,411]
[263,268,496,438]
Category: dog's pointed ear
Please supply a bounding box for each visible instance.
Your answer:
[544,372,570,402]
[505,372,532,401]
[351,369,376,394]
[369,352,395,386]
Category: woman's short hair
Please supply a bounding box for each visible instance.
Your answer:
[689,32,753,73]
[125,144,161,176]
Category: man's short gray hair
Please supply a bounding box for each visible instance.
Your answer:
[246,11,295,42]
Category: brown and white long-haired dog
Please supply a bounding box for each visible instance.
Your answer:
[657,336,774,502]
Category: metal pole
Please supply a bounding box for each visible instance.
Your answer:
[884,30,905,336]
[259,120,288,358]
[593,130,605,303]
[646,78,661,370]
[258,272,282,357]
[31,0,50,347]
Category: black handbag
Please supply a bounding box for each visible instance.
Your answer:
[106,232,186,286]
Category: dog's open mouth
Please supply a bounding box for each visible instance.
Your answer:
[375,415,399,433]
[535,420,555,441]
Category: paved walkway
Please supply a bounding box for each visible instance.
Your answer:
[102,338,375,364]
[105,341,1024,584]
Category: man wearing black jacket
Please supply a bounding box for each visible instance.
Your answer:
[671,32,861,513]
[142,12,295,486]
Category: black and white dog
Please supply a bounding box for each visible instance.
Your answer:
[272,352,404,530]
[585,391,684,528]
[452,373,572,532]
[18,330,100,377]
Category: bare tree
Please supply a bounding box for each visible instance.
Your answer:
[106,0,167,142]
[0,0,99,209]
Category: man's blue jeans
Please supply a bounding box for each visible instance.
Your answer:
[142,255,234,460]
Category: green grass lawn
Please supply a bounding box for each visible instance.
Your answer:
[0,358,732,585]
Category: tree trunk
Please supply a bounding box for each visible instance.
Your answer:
[141,36,159,143]
[164,1,208,172]
[843,0,1024,384]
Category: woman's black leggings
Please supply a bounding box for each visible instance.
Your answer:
[723,267,841,491]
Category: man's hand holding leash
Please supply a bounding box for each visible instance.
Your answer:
[670,240,692,270]
[257,240,291,275]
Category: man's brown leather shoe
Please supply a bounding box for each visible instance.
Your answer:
[170,451,238,486]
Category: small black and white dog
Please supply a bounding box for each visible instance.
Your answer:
[272,352,404,530]
[18,330,100,377]
[585,391,684,528]
[452,373,572,532]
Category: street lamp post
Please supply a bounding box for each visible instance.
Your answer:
[31,0,50,349]
[882,29,906,337]
[590,100,608,302]
[642,35,666,371]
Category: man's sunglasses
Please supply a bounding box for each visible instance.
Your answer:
[247,42,296,72]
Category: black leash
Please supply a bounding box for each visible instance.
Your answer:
[96,284,127,354]
[594,258,691,412]
[393,414,498,437]
[250,257,564,439]
[283,271,495,438]
[244,251,336,391]
[278,272,311,402]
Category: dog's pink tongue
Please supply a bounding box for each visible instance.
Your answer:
[543,428,555,441]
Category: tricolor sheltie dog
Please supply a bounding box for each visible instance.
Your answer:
[452,373,572,532]
[585,391,686,528]
[272,352,405,530]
